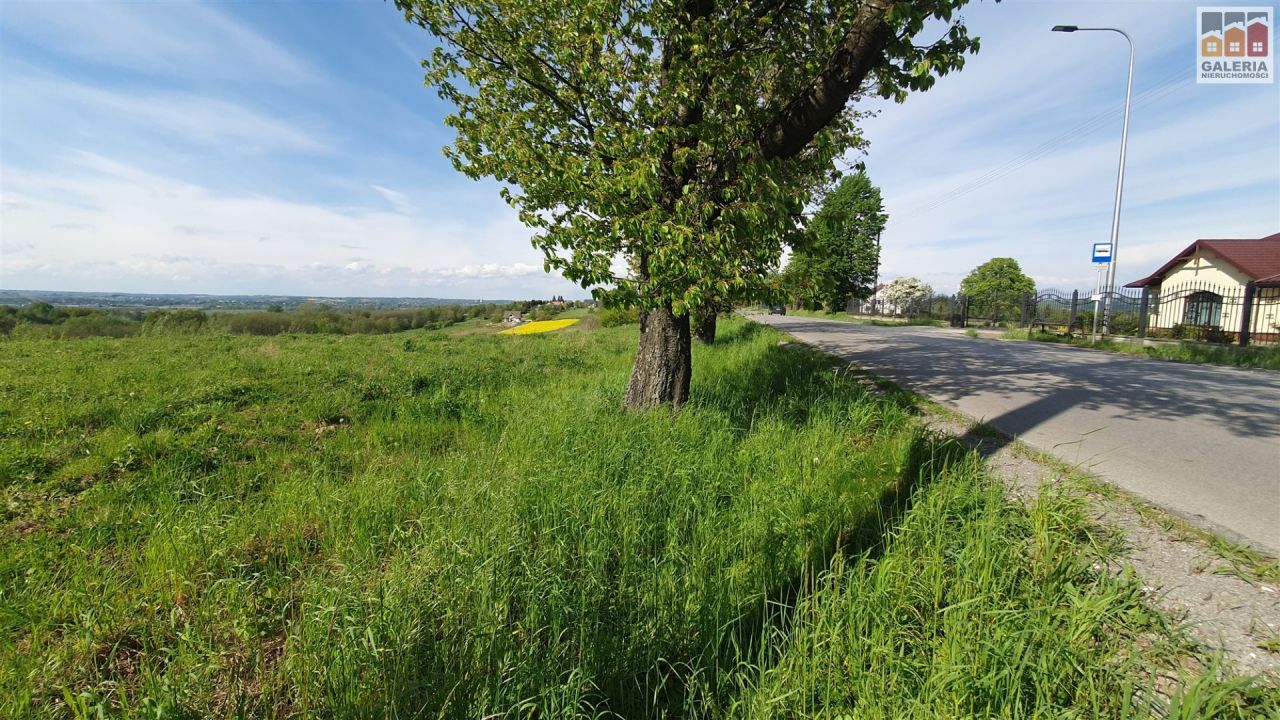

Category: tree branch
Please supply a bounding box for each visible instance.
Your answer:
[759,0,895,160]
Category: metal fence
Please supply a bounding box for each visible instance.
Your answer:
[864,281,1280,346]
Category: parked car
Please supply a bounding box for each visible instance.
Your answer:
[768,305,786,315]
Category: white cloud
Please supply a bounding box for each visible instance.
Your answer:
[1,71,329,154]
[0,152,581,298]
[0,1,316,87]
[370,184,416,214]
[857,1,1279,293]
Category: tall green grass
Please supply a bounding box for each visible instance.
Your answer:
[1,319,1273,717]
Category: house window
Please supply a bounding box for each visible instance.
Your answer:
[1229,41,1242,53]
[1183,291,1223,327]
[1207,40,1219,53]
[1253,41,1265,53]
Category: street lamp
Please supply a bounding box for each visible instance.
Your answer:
[1052,24,1134,336]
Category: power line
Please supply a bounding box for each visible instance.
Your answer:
[904,70,1190,216]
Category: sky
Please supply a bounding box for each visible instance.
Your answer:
[1,0,1277,300]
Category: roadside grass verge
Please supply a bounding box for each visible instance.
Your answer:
[1,318,1273,717]
[935,399,1280,589]
[999,329,1280,371]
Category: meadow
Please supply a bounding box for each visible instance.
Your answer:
[1,317,1273,718]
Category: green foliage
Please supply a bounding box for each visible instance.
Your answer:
[142,309,209,335]
[3,306,143,340]
[1170,323,1232,344]
[960,257,1036,322]
[5,303,513,340]
[1108,312,1140,337]
[394,0,980,317]
[598,306,639,327]
[57,315,139,339]
[786,171,885,311]
[17,302,68,325]
[224,311,295,336]
[0,305,20,336]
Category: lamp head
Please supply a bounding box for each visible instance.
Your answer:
[1051,25,1078,32]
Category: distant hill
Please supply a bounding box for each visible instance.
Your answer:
[0,289,509,311]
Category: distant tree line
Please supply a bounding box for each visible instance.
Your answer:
[0,300,588,340]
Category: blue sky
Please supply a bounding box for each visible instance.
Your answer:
[1,0,1277,299]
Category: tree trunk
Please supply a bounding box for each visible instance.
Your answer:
[694,310,717,344]
[624,305,692,410]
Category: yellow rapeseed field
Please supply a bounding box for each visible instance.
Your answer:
[500,318,580,335]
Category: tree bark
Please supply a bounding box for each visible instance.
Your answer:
[694,310,717,344]
[624,305,692,410]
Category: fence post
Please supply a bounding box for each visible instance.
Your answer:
[961,296,969,327]
[1019,293,1030,327]
[1069,290,1078,333]
[1239,281,1256,347]
[1137,288,1150,339]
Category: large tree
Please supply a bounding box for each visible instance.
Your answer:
[786,170,885,311]
[960,257,1035,323]
[396,0,982,409]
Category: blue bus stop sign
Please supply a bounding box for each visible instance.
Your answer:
[1092,243,1112,264]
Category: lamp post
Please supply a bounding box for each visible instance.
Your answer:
[871,229,882,315]
[1052,24,1134,336]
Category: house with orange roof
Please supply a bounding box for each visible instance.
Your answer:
[1223,12,1247,57]
[1201,12,1224,57]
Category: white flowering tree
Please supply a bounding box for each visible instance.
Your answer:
[881,277,932,316]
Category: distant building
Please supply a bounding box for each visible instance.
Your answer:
[503,310,524,324]
[1125,232,1280,338]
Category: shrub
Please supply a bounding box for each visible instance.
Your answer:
[18,302,67,325]
[59,315,140,339]
[143,309,209,335]
[1108,313,1139,336]
[226,312,294,336]
[599,306,639,327]
[1171,323,1233,344]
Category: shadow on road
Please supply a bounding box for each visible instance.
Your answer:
[763,316,1280,443]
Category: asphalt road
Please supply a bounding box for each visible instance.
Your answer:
[750,313,1280,554]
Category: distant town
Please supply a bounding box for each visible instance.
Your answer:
[0,288,520,311]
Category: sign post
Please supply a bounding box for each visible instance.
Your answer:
[1091,243,1112,342]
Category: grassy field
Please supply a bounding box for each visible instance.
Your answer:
[1,318,1273,718]
[1008,330,1280,371]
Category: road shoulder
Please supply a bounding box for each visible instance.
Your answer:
[772,322,1280,680]
[925,407,1280,680]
